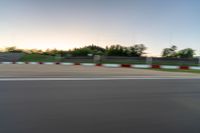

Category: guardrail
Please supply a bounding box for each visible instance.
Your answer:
[0,53,24,62]
[63,56,200,66]
[0,53,199,66]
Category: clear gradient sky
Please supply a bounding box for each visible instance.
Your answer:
[0,0,200,56]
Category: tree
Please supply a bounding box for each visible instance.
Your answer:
[85,44,105,52]
[162,45,177,57]
[162,46,195,58]
[29,49,43,54]
[128,44,147,57]
[5,46,23,53]
[106,45,129,56]
[105,44,147,57]
[71,48,92,56]
[85,44,106,55]
[176,48,195,58]
[46,49,60,56]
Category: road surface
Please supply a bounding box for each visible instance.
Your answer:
[0,64,199,77]
[1,79,200,133]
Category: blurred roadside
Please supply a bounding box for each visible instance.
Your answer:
[0,64,199,78]
[0,52,200,66]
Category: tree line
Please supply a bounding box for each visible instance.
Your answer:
[1,44,197,58]
[162,45,195,58]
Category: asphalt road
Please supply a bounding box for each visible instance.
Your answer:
[1,79,200,133]
[0,64,199,78]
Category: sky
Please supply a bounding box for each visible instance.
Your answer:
[0,0,200,56]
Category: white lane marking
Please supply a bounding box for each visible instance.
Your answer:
[0,77,200,81]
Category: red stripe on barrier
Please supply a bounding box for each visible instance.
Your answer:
[96,64,102,67]
[0,62,195,71]
[121,64,131,68]
[55,62,60,65]
[180,66,189,70]
[152,65,160,69]
[75,63,80,65]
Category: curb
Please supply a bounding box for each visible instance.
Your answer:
[0,62,199,70]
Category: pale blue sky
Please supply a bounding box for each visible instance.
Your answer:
[0,0,200,56]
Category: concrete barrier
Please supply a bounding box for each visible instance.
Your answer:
[0,62,199,71]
